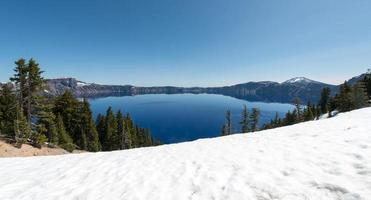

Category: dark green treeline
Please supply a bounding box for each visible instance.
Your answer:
[221,70,370,134]
[0,58,160,151]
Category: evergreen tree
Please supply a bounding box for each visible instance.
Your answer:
[53,91,80,141]
[55,115,74,152]
[328,96,336,114]
[273,112,280,127]
[364,69,371,99]
[240,105,249,133]
[13,104,32,145]
[221,125,227,136]
[25,59,45,127]
[351,82,368,109]
[116,110,126,150]
[96,114,106,147]
[78,100,100,151]
[36,96,58,144]
[103,107,118,151]
[250,108,260,132]
[0,85,17,138]
[284,110,296,125]
[303,102,314,121]
[11,59,44,128]
[293,98,302,122]
[126,113,136,147]
[312,105,318,120]
[335,81,353,112]
[221,110,232,136]
[319,87,331,114]
[123,116,132,149]
[10,59,28,117]
[315,105,321,119]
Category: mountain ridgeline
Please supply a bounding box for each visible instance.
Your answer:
[44,75,366,104]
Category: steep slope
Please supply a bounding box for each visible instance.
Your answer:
[0,108,370,200]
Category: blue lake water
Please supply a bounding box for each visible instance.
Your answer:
[89,94,294,144]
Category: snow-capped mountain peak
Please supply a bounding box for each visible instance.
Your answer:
[76,81,91,87]
[282,77,317,84]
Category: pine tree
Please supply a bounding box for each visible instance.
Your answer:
[10,59,28,117]
[315,105,321,119]
[328,96,336,114]
[36,96,58,144]
[116,110,126,150]
[293,98,302,122]
[319,87,331,114]
[220,125,227,136]
[32,124,48,147]
[79,100,100,151]
[273,112,280,127]
[240,105,249,133]
[336,81,353,112]
[126,113,136,147]
[103,107,118,151]
[55,115,74,152]
[123,116,132,149]
[364,69,371,99]
[284,110,296,125]
[351,82,368,109]
[303,102,314,121]
[25,59,45,127]
[96,114,106,147]
[13,104,32,146]
[0,85,17,138]
[221,110,232,136]
[9,58,46,145]
[250,108,260,132]
[53,91,80,141]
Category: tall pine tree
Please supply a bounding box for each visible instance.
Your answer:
[78,100,100,151]
[319,87,331,114]
[240,105,249,133]
[103,107,118,151]
[0,85,17,138]
[221,110,232,136]
[250,108,260,132]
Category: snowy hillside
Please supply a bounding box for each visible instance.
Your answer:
[1,108,371,200]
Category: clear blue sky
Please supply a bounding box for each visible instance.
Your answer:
[0,0,370,86]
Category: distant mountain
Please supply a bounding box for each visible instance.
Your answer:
[44,76,339,103]
[346,73,367,86]
[282,77,323,85]
[46,78,133,97]
[1,74,365,104]
[204,77,337,103]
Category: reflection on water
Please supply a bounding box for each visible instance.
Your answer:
[89,94,295,144]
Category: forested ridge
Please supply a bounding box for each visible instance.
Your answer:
[220,70,371,135]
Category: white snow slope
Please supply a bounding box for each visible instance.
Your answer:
[1,108,371,200]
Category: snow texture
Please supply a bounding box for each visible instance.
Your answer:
[283,77,316,84]
[0,108,371,200]
[76,81,91,87]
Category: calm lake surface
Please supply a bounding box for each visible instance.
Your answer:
[89,94,294,144]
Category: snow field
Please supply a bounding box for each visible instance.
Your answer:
[0,108,370,200]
